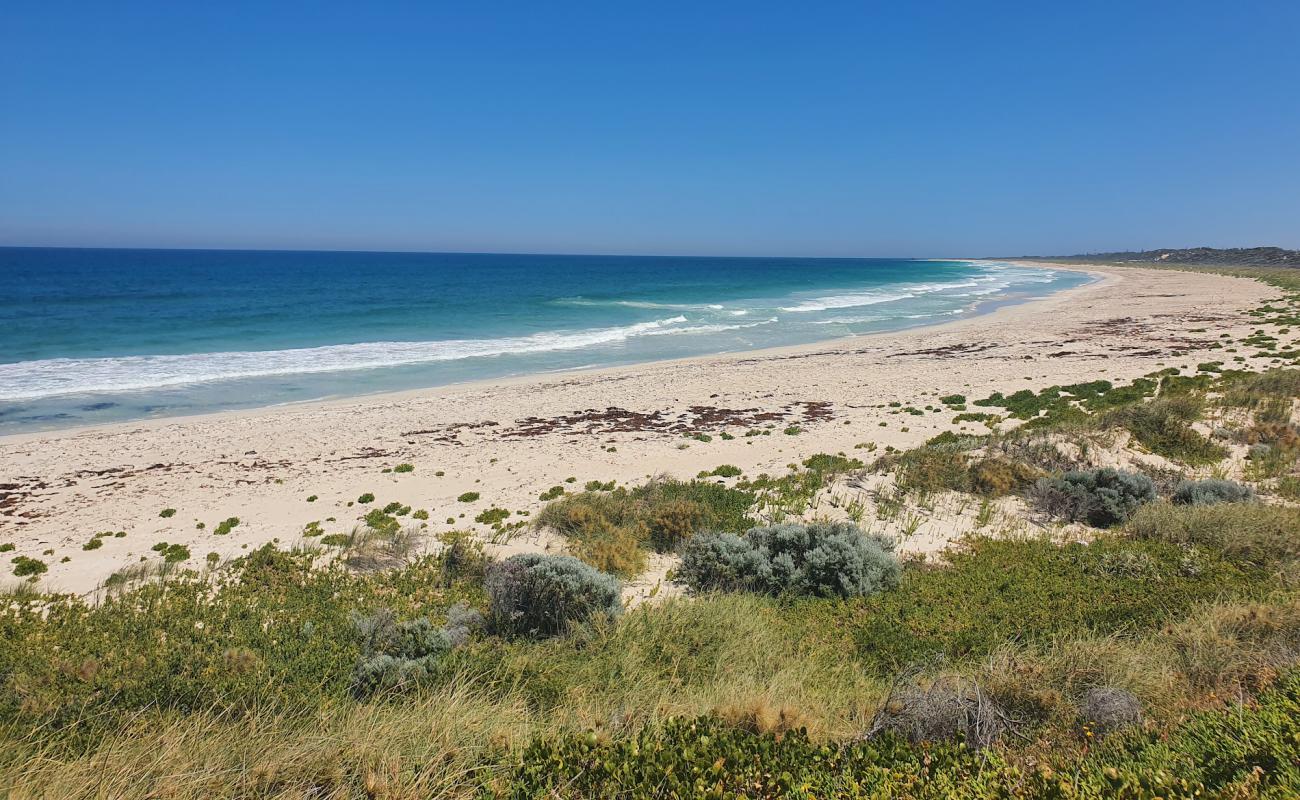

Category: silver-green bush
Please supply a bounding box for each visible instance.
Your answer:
[485,553,622,638]
[1172,478,1255,506]
[679,521,899,598]
[1031,468,1156,528]
[350,602,482,695]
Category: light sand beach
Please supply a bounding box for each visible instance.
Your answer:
[0,263,1280,595]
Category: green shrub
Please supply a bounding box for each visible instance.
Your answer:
[82,537,103,551]
[392,463,414,473]
[679,522,899,598]
[362,508,399,534]
[1032,468,1156,527]
[1171,478,1255,506]
[213,517,240,535]
[474,507,510,526]
[485,554,621,638]
[494,671,1300,798]
[11,556,47,577]
[151,542,190,563]
[357,493,375,504]
[700,464,742,478]
[158,508,176,518]
[457,492,480,503]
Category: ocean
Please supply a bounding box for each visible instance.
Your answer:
[0,248,1091,433]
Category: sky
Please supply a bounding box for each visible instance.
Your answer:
[2,1,1298,257]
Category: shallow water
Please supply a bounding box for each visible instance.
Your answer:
[0,248,1090,432]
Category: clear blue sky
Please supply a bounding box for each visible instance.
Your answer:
[2,1,1297,256]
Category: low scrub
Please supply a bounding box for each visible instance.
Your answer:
[1031,468,1156,527]
[841,536,1269,674]
[679,521,899,598]
[881,447,1039,497]
[484,554,621,638]
[350,604,481,695]
[1171,478,1255,506]
[536,478,755,576]
[865,673,1008,749]
[495,671,1300,798]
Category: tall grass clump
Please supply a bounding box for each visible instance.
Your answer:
[485,554,621,638]
[679,521,899,598]
[1104,394,1229,465]
[1126,502,1300,569]
[536,478,755,576]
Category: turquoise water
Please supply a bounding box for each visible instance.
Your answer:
[0,248,1090,432]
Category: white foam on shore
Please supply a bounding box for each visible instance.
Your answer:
[0,315,720,400]
[0,263,1069,402]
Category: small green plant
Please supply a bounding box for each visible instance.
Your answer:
[11,556,47,577]
[357,493,375,504]
[306,495,318,502]
[158,508,176,518]
[82,537,103,551]
[393,463,414,473]
[474,507,510,526]
[699,464,742,478]
[457,492,480,503]
[213,517,241,535]
[539,485,565,501]
[150,542,190,563]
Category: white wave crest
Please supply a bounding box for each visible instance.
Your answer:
[0,315,712,400]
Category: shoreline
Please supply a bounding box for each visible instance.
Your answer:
[1,261,1272,596]
[0,260,1105,444]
